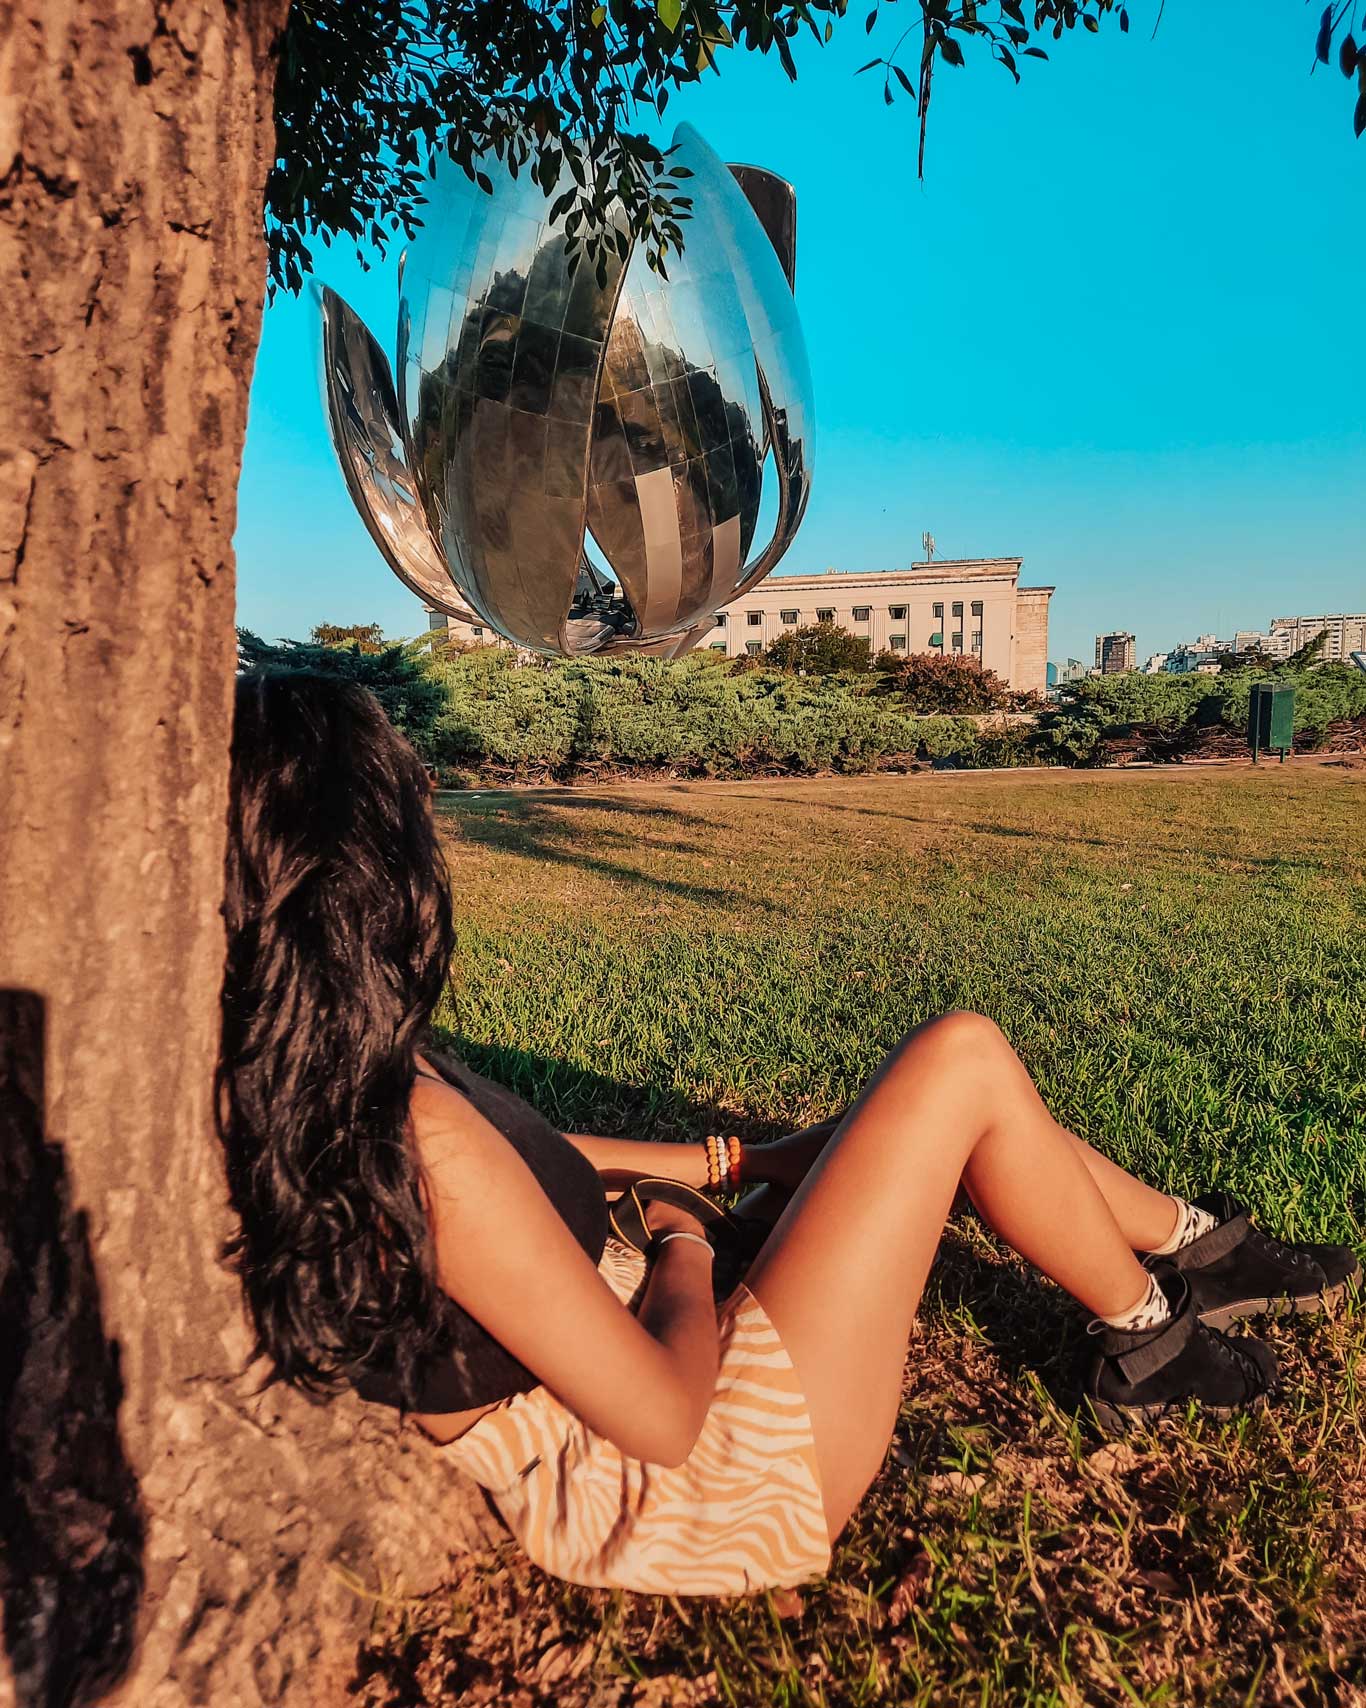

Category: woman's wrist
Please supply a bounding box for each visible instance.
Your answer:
[654,1229,714,1259]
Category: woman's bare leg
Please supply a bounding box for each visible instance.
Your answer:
[745,1011,1158,1540]
[1064,1136,1183,1251]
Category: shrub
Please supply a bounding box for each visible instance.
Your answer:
[877,651,1014,714]
[236,628,447,755]
[764,621,874,674]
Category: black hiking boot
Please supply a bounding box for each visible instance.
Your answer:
[1148,1192,1362,1332]
[1084,1265,1279,1432]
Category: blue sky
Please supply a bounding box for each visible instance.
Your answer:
[236,2,1364,665]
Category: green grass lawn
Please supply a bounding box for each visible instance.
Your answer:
[357,762,1366,1708]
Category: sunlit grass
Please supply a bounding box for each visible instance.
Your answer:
[360,762,1366,1707]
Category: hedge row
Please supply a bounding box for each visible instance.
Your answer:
[427,649,982,780]
[424,652,1366,782]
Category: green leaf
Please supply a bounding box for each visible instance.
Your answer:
[590,3,607,25]
[1340,33,1357,77]
[855,56,881,73]
[865,8,878,33]
[940,35,964,66]
[1119,7,1130,32]
[1356,89,1366,138]
[1316,4,1333,65]
[894,63,916,97]
[657,0,683,34]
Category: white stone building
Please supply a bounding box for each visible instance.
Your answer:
[701,559,1052,694]
[428,556,1054,694]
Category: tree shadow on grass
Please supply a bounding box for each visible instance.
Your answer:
[431,1030,785,1143]
[436,791,779,914]
[737,793,1338,877]
[923,1221,1091,1412]
[0,991,145,1708]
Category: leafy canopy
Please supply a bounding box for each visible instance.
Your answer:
[270,3,1361,296]
[271,0,1137,296]
[310,621,389,653]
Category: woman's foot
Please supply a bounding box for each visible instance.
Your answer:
[1149,1192,1362,1331]
[1084,1266,1279,1431]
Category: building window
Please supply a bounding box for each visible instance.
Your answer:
[971,630,983,652]
[472,626,484,637]
[745,640,762,655]
[970,600,983,618]
[952,601,964,619]
[816,607,834,623]
[714,612,726,627]
[852,605,871,622]
[889,605,907,620]
[747,611,763,626]
[889,635,907,651]
[780,609,799,625]
[933,602,944,619]
[930,631,943,649]
[710,642,727,652]
[952,631,964,652]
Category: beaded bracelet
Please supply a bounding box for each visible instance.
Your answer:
[702,1134,743,1193]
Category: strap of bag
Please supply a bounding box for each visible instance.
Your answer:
[609,1177,748,1258]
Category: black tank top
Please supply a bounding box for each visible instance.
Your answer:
[352,1054,609,1413]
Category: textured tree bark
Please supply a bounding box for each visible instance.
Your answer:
[0,7,493,1705]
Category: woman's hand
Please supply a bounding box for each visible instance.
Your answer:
[742,1119,842,1195]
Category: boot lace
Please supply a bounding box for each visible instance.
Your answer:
[1207,1323,1267,1397]
[1245,1224,1316,1273]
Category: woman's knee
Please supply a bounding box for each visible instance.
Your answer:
[905,1009,1004,1062]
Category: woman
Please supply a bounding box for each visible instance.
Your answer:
[217,671,1358,1597]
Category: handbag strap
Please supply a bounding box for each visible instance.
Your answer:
[609,1177,747,1257]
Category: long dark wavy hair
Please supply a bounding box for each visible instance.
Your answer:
[216,669,454,1405]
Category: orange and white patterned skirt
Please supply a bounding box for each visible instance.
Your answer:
[439,1239,832,1595]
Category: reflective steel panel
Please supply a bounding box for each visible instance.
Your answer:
[319,125,814,656]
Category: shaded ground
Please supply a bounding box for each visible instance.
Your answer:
[355,765,1366,1707]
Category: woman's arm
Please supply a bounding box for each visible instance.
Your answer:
[412,1080,720,1467]
[564,1120,845,1194]
[562,1133,714,1190]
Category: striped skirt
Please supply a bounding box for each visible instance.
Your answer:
[440,1239,832,1595]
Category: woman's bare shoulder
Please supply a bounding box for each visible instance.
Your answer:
[408,1056,496,1176]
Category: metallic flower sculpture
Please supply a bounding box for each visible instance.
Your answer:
[318,124,813,656]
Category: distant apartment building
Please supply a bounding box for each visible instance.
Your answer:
[1095,631,1136,675]
[1164,633,1229,674]
[1054,658,1089,685]
[704,559,1053,693]
[1142,652,1170,674]
[1233,628,1293,660]
[425,556,1054,693]
[1268,614,1366,662]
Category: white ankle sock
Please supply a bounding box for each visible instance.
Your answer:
[1147,1196,1218,1257]
[1100,1270,1172,1333]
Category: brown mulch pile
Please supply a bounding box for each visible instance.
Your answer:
[1099,714,1366,768]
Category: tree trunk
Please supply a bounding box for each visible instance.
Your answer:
[0,7,494,1705]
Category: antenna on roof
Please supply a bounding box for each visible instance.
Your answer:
[922,532,935,562]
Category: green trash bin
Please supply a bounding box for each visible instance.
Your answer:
[1248,683,1294,763]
